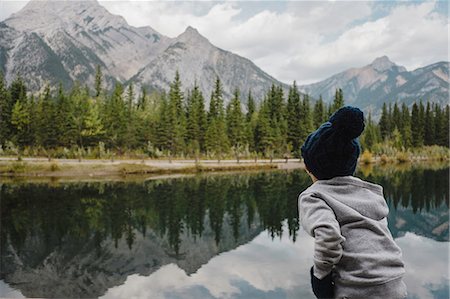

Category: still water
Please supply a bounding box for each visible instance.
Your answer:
[0,165,448,299]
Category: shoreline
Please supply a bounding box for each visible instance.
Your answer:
[0,157,447,180]
[0,157,302,179]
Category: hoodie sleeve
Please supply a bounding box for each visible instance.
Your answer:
[299,192,345,279]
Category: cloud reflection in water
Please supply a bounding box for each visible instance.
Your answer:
[102,227,449,299]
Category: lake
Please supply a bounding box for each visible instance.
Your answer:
[1,164,449,299]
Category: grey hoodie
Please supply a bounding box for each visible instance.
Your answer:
[299,176,406,298]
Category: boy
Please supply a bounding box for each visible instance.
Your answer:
[298,106,406,299]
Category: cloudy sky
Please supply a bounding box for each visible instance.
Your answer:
[0,0,448,84]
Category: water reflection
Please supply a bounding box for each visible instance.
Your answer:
[0,165,448,298]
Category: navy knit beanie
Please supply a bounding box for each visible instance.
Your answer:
[301,106,365,180]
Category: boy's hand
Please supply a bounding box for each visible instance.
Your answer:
[310,266,334,299]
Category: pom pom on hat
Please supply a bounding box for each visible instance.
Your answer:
[329,106,365,140]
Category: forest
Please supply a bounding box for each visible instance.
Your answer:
[0,67,448,160]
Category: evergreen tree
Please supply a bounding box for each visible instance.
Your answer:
[10,76,27,103]
[124,83,138,148]
[302,94,314,135]
[434,103,445,146]
[36,86,58,148]
[392,103,402,132]
[7,76,28,142]
[245,91,257,152]
[0,73,13,145]
[286,81,302,154]
[246,91,255,122]
[332,88,344,112]
[226,88,245,148]
[103,82,127,149]
[298,94,313,146]
[155,92,171,150]
[11,100,30,148]
[167,71,186,155]
[205,77,228,158]
[361,113,380,151]
[424,102,435,145]
[418,101,425,146]
[137,87,147,110]
[55,83,76,147]
[444,105,449,147]
[411,102,423,147]
[254,100,273,155]
[127,83,134,113]
[379,102,391,140]
[313,95,326,128]
[186,82,207,154]
[81,98,105,146]
[401,103,412,148]
[94,65,103,98]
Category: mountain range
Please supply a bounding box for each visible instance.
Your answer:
[0,0,447,113]
[0,0,286,103]
[300,56,449,115]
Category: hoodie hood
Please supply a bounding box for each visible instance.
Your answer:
[306,176,388,221]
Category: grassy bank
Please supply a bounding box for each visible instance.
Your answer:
[0,158,283,178]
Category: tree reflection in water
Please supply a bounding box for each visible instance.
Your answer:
[0,165,448,298]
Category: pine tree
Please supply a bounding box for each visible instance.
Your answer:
[332,88,344,112]
[434,103,445,146]
[94,65,103,98]
[124,83,137,148]
[411,102,423,147]
[379,102,391,140]
[246,91,257,152]
[205,77,228,159]
[36,86,58,148]
[254,100,274,155]
[0,73,13,145]
[167,71,186,155]
[246,91,255,122]
[186,82,207,154]
[137,87,147,110]
[313,95,326,128]
[11,100,30,148]
[444,105,449,147]
[127,83,134,113]
[226,88,245,148]
[155,92,171,150]
[424,102,435,145]
[392,103,402,132]
[82,98,105,146]
[286,82,302,154]
[103,82,127,150]
[401,103,412,148]
[55,83,76,147]
[418,101,425,146]
[361,113,380,151]
[302,94,314,135]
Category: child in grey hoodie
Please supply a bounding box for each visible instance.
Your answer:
[298,106,407,299]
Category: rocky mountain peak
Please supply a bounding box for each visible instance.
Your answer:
[370,55,402,72]
[177,25,210,44]
[4,0,127,33]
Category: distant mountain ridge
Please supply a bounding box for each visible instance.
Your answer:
[299,56,449,116]
[0,0,287,102]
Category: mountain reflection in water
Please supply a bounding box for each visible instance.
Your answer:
[0,165,448,299]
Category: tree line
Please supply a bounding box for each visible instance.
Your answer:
[0,68,448,159]
[361,101,449,152]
